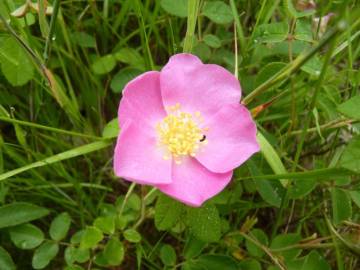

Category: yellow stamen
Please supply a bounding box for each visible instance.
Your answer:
[156,104,207,163]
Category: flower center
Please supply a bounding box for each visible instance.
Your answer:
[156,103,208,164]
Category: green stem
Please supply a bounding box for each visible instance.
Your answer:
[183,0,199,53]
[229,0,246,57]
[118,182,136,217]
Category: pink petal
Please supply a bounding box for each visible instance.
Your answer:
[156,158,233,207]
[114,121,172,185]
[195,104,259,173]
[118,71,166,132]
[160,53,241,118]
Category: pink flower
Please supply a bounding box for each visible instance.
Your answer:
[113,54,259,207]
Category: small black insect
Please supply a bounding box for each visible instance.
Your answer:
[199,135,206,142]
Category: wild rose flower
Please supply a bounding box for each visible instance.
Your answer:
[114,54,259,207]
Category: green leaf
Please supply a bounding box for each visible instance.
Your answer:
[114,48,145,70]
[102,118,119,138]
[284,0,315,18]
[238,259,261,270]
[64,265,84,270]
[91,54,116,75]
[203,34,222,48]
[339,135,360,173]
[301,56,322,76]
[245,229,268,257]
[32,242,59,269]
[49,212,71,241]
[257,132,288,186]
[94,215,115,234]
[0,202,49,229]
[110,67,142,93]
[349,190,360,208]
[301,251,331,270]
[160,0,188,17]
[270,233,301,261]
[184,235,206,259]
[255,62,287,88]
[202,1,233,24]
[248,160,283,207]
[80,226,103,249]
[294,19,313,42]
[160,244,177,266]
[195,255,237,270]
[65,246,90,265]
[0,246,15,270]
[338,95,360,119]
[155,194,184,230]
[70,230,84,244]
[187,204,221,242]
[9,223,44,249]
[331,187,352,225]
[103,237,124,266]
[123,229,141,243]
[288,178,317,199]
[253,22,289,43]
[71,32,96,48]
[0,37,34,86]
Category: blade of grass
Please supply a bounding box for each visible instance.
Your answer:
[183,0,199,53]
[0,116,102,140]
[0,140,112,181]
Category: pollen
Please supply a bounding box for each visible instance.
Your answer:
[156,104,208,162]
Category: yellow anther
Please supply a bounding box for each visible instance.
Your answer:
[156,104,208,163]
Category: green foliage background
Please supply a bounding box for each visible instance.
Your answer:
[0,0,359,269]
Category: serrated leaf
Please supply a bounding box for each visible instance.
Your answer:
[123,229,141,243]
[91,54,116,75]
[155,194,184,230]
[114,48,145,70]
[337,95,360,120]
[253,22,289,43]
[160,244,176,266]
[32,242,59,269]
[331,187,352,225]
[202,1,233,24]
[187,204,221,242]
[94,215,115,234]
[110,67,142,93]
[238,259,261,270]
[80,226,103,249]
[0,246,15,270]
[284,0,315,18]
[102,118,119,138]
[104,237,124,266]
[71,32,96,48]
[9,223,44,249]
[270,233,301,261]
[248,160,283,207]
[50,212,71,241]
[349,190,360,208]
[245,229,268,257]
[339,135,360,173]
[301,56,322,76]
[203,34,221,48]
[0,202,49,229]
[195,255,238,270]
[294,19,313,42]
[0,37,34,86]
[301,251,331,270]
[160,0,188,17]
